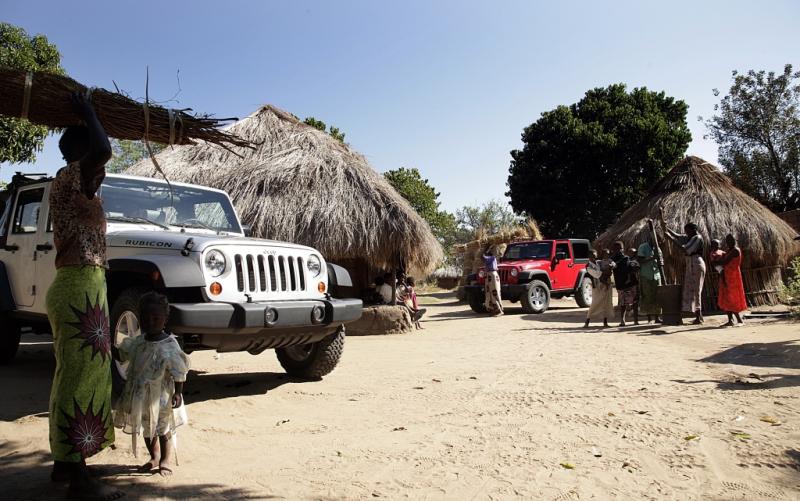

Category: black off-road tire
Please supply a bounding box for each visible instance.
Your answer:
[521,280,550,314]
[575,276,593,308]
[467,288,488,314]
[276,327,345,380]
[109,287,150,396]
[0,314,21,364]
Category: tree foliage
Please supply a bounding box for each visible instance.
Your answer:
[106,139,166,173]
[454,200,520,241]
[507,84,691,238]
[384,167,456,246]
[0,23,64,163]
[303,116,346,142]
[704,65,800,212]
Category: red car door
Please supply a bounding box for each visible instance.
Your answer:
[550,241,573,291]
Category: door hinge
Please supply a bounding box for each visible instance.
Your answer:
[32,285,36,295]
[33,250,37,261]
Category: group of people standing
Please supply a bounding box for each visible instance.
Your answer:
[584,240,662,328]
[584,213,749,329]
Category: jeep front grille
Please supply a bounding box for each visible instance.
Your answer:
[498,269,511,283]
[234,253,306,293]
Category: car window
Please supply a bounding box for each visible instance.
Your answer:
[12,188,44,234]
[504,242,552,260]
[555,242,570,258]
[571,242,590,260]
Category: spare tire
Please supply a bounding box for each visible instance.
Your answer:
[575,276,593,308]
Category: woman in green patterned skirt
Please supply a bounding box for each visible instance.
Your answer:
[47,93,123,500]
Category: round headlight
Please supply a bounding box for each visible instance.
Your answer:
[307,255,322,277]
[510,268,519,277]
[204,250,226,277]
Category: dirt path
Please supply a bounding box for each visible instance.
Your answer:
[1,294,799,500]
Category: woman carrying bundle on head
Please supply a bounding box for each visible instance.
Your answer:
[483,247,504,316]
[46,93,124,500]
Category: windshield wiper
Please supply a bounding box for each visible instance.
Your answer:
[178,220,220,235]
[107,215,170,230]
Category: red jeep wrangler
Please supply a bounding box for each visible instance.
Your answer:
[465,239,593,314]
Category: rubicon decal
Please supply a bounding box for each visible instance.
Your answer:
[124,240,174,248]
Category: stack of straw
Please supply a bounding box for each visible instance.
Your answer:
[0,68,251,150]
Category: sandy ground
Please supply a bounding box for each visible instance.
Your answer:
[1,293,799,500]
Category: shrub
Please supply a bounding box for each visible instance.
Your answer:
[779,257,800,317]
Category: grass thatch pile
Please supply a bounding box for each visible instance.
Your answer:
[126,105,443,274]
[594,156,800,306]
[453,219,544,294]
[0,68,249,149]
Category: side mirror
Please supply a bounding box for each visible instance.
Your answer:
[241,224,253,237]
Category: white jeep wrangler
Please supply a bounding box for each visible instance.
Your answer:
[0,172,362,388]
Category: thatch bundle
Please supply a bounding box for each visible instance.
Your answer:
[126,105,443,280]
[0,68,250,149]
[453,219,544,291]
[594,156,800,307]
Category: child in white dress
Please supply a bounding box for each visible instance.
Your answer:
[113,292,190,477]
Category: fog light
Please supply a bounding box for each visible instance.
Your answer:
[310,305,325,324]
[265,308,278,326]
[209,282,222,295]
[317,281,326,293]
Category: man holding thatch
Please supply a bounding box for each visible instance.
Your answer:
[483,248,504,315]
[660,210,706,324]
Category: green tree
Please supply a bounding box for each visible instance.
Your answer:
[507,84,691,238]
[454,200,520,241]
[303,116,346,142]
[0,23,64,163]
[704,65,800,212]
[384,167,457,248]
[106,139,166,173]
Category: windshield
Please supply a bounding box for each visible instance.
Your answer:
[503,242,552,260]
[99,177,242,234]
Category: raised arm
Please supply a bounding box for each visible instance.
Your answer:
[70,92,112,196]
[717,246,740,265]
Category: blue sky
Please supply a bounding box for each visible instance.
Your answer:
[2,1,799,212]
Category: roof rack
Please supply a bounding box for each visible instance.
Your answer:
[7,171,51,191]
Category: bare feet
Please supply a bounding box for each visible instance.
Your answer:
[158,465,173,477]
[138,459,159,473]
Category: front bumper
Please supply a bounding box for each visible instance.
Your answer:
[464,283,528,300]
[169,297,363,335]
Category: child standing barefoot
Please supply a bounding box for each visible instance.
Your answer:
[113,292,189,477]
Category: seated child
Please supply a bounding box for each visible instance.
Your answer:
[113,292,190,477]
[404,277,427,329]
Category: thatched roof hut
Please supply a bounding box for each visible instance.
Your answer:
[126,105,443,292]
[594,156,800,307]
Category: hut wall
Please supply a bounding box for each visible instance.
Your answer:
[329,257,371,300]
[660,247,784,309]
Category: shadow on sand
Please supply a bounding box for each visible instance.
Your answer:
[673,339,800,390]
[0,441,270,500]
[184,370,297,404]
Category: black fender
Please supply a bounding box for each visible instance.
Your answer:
[326,263,353,288]
[107,255,205,288]
[572,268,588,291]
[0,261,15,312]
[518,271,551,289]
